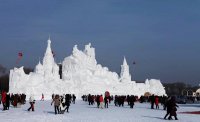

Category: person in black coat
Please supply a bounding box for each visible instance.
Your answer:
[72,94,76,104]
[164,96,171,119]
[88,94,92,105]
[96,95,100,108]
[130,95,136,108]
[127,95,130,105]
[64,94,71,113]
[6,93,10,110]
[168,96,179,120]
[104,96,109,108]
[150,94,155,109]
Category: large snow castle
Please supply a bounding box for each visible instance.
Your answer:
[9,38,166,99]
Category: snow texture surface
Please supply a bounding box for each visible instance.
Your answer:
[0,100,199,122]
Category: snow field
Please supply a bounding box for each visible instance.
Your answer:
[0,100,199,122]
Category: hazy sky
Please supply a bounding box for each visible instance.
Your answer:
[0,0,200,85]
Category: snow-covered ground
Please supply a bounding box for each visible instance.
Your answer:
[0,100,199,122]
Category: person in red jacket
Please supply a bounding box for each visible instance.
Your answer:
[155,96,159,109]
[99,95,104,109]
[1,91,7,110]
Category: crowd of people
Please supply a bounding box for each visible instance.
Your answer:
[82,93,179,120]
[0,91,26,110]
[0,90,180,120]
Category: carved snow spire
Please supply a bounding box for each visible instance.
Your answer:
[45,37,52,56]
[35,60,44,74]
[123,56,128,66]
[120,57,131,82]
[43,37,55,80]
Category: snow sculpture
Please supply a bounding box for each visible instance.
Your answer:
[9,38,166,100]
[35,61,44,75]
[9,38,63,99]
[120,57,131,82]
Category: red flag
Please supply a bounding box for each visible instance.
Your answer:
[18,52,23,57]
[16,52,23,64]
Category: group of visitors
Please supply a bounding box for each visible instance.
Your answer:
[82,94,137,109]
[164,96,179,120]
[149,94,178,120]
[114,95,136,108]
[1,91,180,120]
[0,91,26,110]
[82,93,179,120]
[82,93,112,109]
[51,94,75,114]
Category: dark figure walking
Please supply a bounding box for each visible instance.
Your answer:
[104,96,109,108]
[162,96,167,110]
[96,95,100,108]
[127,95,130,105]
[130,95,136,108]
[72,94,76,104]
[164,96,171,119]
[28,95,35,111]
[150,94,155,109]
[6,93,10,110]
[168,96,179,120]
[64,94,71,113]
[114,95,118,106]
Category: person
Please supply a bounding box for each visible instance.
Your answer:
[162,96,167,110]
[130,95,136,108]
[155,96,159,109]
[6,93,10,110]
[1,91,7,110]
[104,96,109,108]
[127,95,130,105]
[96,95,100,108]
[139,96,144,103]
[13,94,18,107]
[168,96,179,120]
[88,94,92,105]
[99,95,104,109]
[51,94,60,114]
[164,96,172,120]
[28,95,35,111]
[114,95,118,106]
[59,95,66,114]
[41,93,44,101]
[52,94,55,100]
[0,93,2,105]
[150,94,155,109]
[64,94,71,113]
[72,94,76,104]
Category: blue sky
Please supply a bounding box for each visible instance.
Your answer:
[0,0,200,85]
